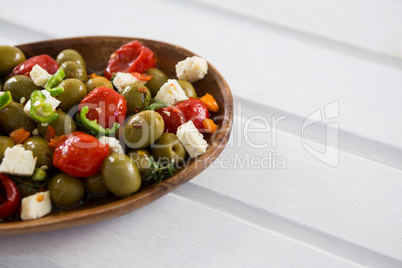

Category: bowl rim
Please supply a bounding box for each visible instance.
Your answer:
[0,36,233,235]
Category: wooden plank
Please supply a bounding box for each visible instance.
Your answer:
[0,2,401,266]
[0,194,371,268]
[183,0,402,59]
[1,0,401,161]
[172,183,402,268]
[191,110,402,262]
[0,19,50,44]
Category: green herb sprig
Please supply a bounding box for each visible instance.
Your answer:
[144,157,177,182]
[12,173,51,193]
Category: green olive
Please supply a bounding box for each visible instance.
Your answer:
[145,68,168,97]
[123,110,164,149]
[83,172,109,196]
[0,102,36,135]
[0,46,26,77]
[102,153,141,197]
[23,137,54,169]
[37,109,77,137]
[56,49,86,69]
[56,79,87,112]
[61,61,87,82]
[0,136,15,161]
[128,149,151,179]
[85,76,113,93]
[178,79,197,98]
[151,133,186,164]
[48,173,85,208]
[122,83,151,115]
[3,75,42,104]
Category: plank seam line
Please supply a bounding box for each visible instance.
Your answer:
[169,182,402,267]
[234,95,402,171]
[0,19,53,43]
[177,0,402,70]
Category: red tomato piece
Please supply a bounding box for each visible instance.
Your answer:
[79,87,127,129]
[156,98,209,133]
[157,107,186,133]
[104,40,156,79]
[0,174,20,219]
[11,54,59,77]
[53,132,109,177]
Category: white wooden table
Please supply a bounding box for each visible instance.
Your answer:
[1,0,402,267]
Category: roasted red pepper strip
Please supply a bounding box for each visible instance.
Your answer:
[104,40,156,79]
[156,97,209,133]
[45,125,56,141]
[0,174,20,219]
[80,106,120,136]
[53,131,109,177]
[79,87,127,129]
[11,54,59,77]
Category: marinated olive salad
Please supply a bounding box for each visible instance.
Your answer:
[0,41,220,222]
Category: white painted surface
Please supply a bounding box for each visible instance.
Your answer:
[1,0,401,165]
[0,0,401,267]
[185,0,402,59]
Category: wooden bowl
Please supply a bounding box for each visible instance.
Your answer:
[0,36,233,235]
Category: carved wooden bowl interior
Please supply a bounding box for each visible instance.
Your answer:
[0,36,233,235]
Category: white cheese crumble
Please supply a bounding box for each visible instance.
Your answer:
[175,56,208,83]
[154,79,188,106]
[0,145,37,176]
[30,64,51,87]
[32,128,39,136]
[23,89,60,116]
[113,72,147,92]
[98,136,124,155]
[20,191,52,221]
[176,121,208,158]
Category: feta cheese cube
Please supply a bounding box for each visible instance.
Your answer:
[154,79,188,106]
[20,191,52,221]
[23,89,60,116]
[175,56,208,83]
[113,72,146,92]
[176,121,208,158]
[0,145,37,176]
[98,136,124,155]
[30,64,51,87]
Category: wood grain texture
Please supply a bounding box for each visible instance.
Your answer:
[0,36,233,235]
[191,107,402,262]
[0,194,367,268]
[1,0,400,166]
[184,0,402,59]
